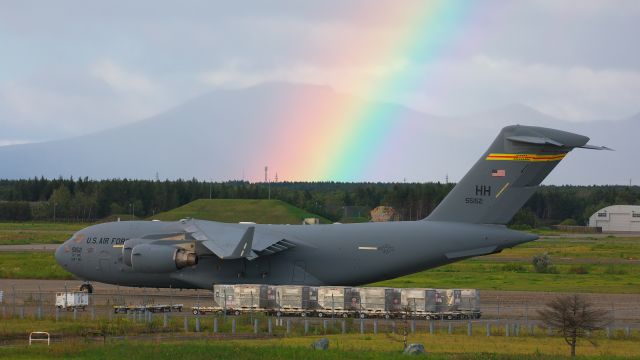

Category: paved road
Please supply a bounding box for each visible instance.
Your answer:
[0,244,58,252]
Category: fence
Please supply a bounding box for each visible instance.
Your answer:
[0,286,638,341]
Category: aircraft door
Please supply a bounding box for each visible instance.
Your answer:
[292,261,306,283]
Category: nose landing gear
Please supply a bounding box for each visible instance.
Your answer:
[79,283,93,293]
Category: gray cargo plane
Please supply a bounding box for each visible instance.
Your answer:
[55,125,608,292]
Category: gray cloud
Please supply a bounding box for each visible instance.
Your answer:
[1,0,639,143]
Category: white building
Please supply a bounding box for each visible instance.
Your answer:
[588,205,640,232]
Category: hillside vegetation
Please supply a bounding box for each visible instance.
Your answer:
[151,199,329,224]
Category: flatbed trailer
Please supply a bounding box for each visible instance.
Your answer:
[113,304,183,314]
[191,306,222,315]
[417,310,481,320]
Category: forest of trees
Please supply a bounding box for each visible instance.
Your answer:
[0,177,638,226]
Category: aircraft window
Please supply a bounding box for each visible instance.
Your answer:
[597,212,607,217]
[632,212,640,218]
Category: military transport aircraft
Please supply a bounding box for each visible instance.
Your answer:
[55,125,609,292]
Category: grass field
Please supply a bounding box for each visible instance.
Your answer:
[372,260,640,293]
[0,252,73,280]
[151,199,330,224]
[0,222,84,246]
[488,236,640,261]
[1,333,639,359]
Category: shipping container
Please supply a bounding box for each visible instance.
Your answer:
[359,287,402,318]
[460,289,480,311]
[344,287,361,311]
[402,288,437,316]
[213,284,237,309]
[276,285,318,310]
[435,289,447,313]
[317,286,345,310]
[234,284,276,309]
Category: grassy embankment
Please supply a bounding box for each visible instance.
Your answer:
[1,334,639,359]
[150,199,331,224]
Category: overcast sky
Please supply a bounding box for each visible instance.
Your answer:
[1,0,639,146]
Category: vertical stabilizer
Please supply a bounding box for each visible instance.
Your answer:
[426,125,595,224]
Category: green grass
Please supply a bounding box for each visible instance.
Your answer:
[486,237,640,261]
[151,199,330,224]
[0,222,85,245]
[371,260,640,293]
[0,252,73,279]
[0,334,638,359]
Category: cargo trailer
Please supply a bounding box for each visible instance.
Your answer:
[55,292,88,311]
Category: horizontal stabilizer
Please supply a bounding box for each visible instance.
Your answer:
[507,135,564,147]
[579,144,613,151]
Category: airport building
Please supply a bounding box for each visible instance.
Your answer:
[588,205,640,232]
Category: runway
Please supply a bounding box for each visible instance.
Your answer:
[0,244,58,252]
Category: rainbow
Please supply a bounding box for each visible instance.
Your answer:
[267,2,477,182]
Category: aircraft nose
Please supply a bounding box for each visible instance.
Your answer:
[55,242,67,266]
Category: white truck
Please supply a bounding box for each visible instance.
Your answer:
[55,292,89,311]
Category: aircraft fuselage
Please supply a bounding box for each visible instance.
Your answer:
[55,219,536,289]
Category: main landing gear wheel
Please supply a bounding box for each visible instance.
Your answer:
[79,283,93,293]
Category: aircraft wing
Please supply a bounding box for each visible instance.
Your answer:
[181,219,295,260]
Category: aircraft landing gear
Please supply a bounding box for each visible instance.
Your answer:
[79,283,93,293]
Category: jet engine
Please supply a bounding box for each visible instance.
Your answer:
[127,243,197,273]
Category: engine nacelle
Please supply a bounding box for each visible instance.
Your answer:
[130,243,198,273]
[123,239,146,267]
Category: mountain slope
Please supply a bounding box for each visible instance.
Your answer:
[0,83,633,184]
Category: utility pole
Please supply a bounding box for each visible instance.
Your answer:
[265,166,271,200]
